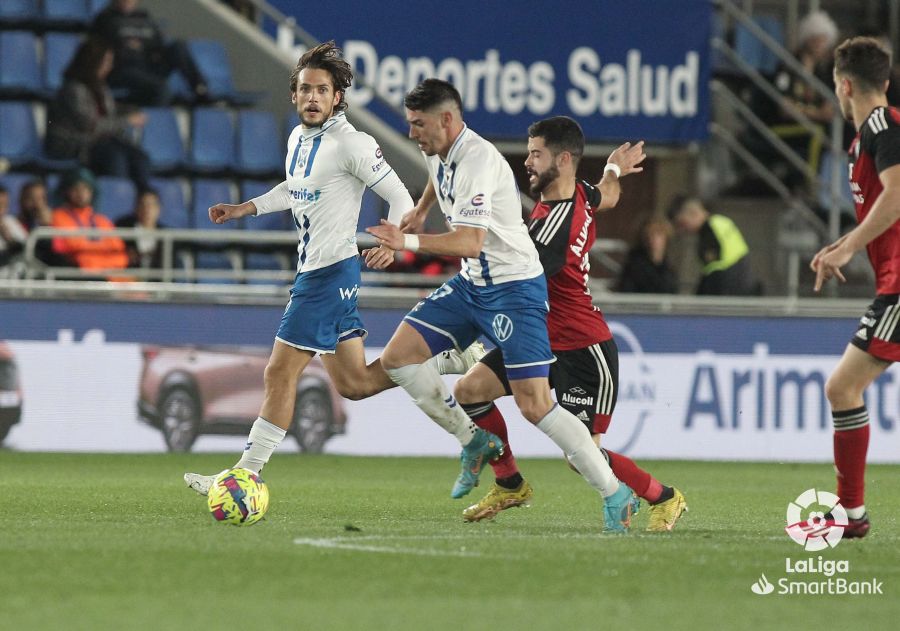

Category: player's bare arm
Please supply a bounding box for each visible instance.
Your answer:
[595,141,646,211]
[367,220,486,258]
[814,164,900,291]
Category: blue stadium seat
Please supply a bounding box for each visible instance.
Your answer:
[193,251,239,283]
[88,0,106,17]
[0,172,39,219]
[0,32,44,98]
[734,15,784,76]
[244,252,289,285]
[186,40,258,105]
[95,176,136,222]
[43,0,91,27]
[44,32,81,93]
[0,102,41,166]
[0,0,39,25]
[188,108,234,173]
[148,177,190,229]
[235,110,282,176]
[192,179,238,229]
[241,180,289,231]
[285,111,299,144]
[141,107,185,172]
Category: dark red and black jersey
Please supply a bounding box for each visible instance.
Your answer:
[849,105,900,294]
[528,180,611,350]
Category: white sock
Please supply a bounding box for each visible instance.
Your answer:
[846,505,866,520]
[234,417,287,473]
[537,405,620,498]
[386,363,478,445]
[424,351,453,375]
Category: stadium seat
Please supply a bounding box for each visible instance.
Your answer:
[42,0,91,28]
[0,172,39,218]
[193,251,240,283]
[243,252,290,285]
[235,111,282,176]
[186,40,259,105]
[285,111,299,143]
[44,32,81,93]
[94,176,136,222]
[188,108,234,173]
[734,15,784,76]
[149,177,190,229]
[0,101,79,170]
[241,180,290,231]
[87,0,106,17]
[141,107,185,172]
[0,32,44,99]
[0,0,39,25]
[192,179,238,229]
[0,102,41,166]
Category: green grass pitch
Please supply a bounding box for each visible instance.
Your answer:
[2,453,899,630]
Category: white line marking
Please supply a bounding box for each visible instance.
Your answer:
[293,537,484,557]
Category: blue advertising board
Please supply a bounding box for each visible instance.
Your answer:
[269,0,711,143]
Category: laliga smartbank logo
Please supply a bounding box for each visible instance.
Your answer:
[748,489,883,596]
[785,488,846,551]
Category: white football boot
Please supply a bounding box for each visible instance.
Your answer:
[184,471,223,496]
[433,341,487,375]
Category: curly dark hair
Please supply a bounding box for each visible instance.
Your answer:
[290,40,353,112]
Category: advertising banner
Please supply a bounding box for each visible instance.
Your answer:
[1,299,895,462]
[269,0,711,143]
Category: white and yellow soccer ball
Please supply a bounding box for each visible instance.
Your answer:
[207,468,269,526]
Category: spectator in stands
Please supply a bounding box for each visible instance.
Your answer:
[617,217,678,294]
[45,37,151,192]
[0,185,27,274]
[768,10,840,185]
[91,0,208,106]
[17,180,69,267]
[115,188,167,269]
[667,195,756,296]
[51,168,128,271]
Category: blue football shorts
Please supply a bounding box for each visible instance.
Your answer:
[404,273,554,380]
[275,256,366,354]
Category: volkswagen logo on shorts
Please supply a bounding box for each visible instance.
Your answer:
[492,314,514,341]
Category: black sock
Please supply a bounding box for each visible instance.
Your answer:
[496,472,524,490]
[649,486,675,505]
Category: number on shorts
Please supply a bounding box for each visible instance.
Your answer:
[428,285,454,301]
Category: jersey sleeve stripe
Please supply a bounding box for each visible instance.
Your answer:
[450,220,489,229]
[368,166,394,188]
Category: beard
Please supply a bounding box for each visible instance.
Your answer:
[528,164,560,197]
[299,104,334,127]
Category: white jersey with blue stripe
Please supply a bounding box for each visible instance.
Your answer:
[250,112,412,273]
[424,125,543,286]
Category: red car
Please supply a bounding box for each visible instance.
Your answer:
[0,342,23,445]
[138,345,348,453]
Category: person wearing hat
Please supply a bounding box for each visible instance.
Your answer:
[667,195,755,296]
[51,168,128,272]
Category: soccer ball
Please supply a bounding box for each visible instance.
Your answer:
[207,468,269,526]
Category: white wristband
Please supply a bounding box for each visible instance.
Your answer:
[403,234,420,252]
[604,162,621,178]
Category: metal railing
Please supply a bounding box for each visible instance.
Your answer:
[712,0,849,244]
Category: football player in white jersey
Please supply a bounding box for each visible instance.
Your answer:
[183,43,482,496]
[367,79,636,532]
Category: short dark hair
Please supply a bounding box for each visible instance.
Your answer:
[404,79,463,113]
[834,36,892,93]
[290,41,352,112]
[527,116,585,164]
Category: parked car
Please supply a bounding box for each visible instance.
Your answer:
[138,345,348,453]
[0,342,23,445]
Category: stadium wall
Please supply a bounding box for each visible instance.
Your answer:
[2,299,897,463]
